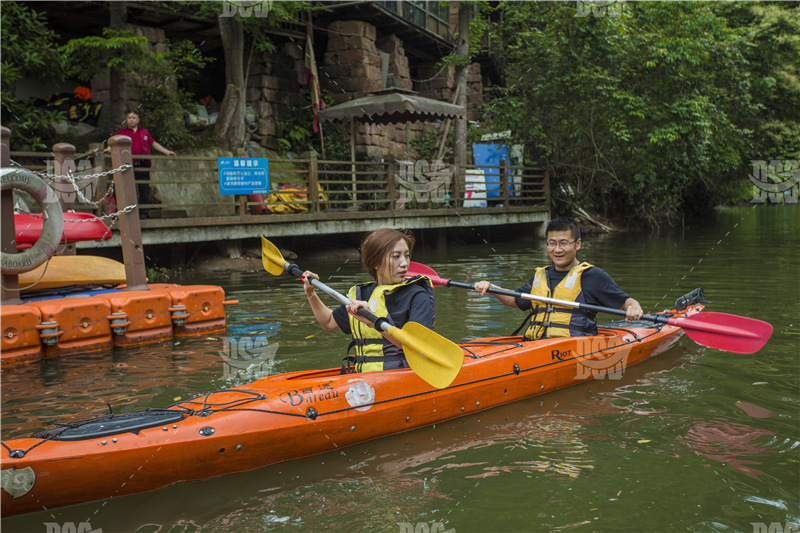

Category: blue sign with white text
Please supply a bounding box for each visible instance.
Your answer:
[218,158,269,195]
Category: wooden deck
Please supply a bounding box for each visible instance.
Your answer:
[8,151,550,248]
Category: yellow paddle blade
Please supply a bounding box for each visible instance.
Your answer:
[261,236,287,276]
[389,322,464,389]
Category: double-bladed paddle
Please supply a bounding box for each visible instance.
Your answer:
[260,237,464,389]
[407,262,773,354]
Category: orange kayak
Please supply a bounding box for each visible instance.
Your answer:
[0,304,700,516]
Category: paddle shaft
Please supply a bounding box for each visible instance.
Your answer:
[437,277,763,340]
[443,278,654,319]
[285,263,390,333]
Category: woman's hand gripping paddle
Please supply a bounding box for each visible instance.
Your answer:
[408,262,773,354]
[261,237,464,388]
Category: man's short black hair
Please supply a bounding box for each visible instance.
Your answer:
[545,217,580,240]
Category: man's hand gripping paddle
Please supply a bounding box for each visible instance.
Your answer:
[407,262,772,354]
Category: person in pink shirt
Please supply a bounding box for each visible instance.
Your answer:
[113,110,176,218]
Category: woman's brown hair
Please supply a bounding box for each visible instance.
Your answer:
[360,228,415,280]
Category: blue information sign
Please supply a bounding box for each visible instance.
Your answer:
[218,157,269,195]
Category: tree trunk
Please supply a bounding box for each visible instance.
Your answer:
[109,1,128,129]
[214,15,247,152]
[453,2,472,167]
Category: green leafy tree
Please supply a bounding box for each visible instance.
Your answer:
[719,2,800,163]
[477,1,756,228]
[168,1,310,152]
[60,29,211,150]
[0,2,66,150]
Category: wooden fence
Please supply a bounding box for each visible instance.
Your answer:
[7,148,550,224]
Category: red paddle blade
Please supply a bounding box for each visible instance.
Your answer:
[408,262,447,287]
[671,312,773,354]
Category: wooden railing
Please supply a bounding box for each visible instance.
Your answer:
[7,149,550,222]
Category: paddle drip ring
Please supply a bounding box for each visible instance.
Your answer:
[1,168,64,274]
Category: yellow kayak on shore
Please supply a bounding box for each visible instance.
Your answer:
[18,255,127,291]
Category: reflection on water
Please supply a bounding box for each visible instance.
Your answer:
[2,206,798,532]
[680,419,774,479]
[0,331,282,440]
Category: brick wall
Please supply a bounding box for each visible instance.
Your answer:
[417,62,483,122]
[91,25,175,110]
[246,41,306,150]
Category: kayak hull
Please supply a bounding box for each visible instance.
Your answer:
[0,305,699,516]
[14,212,110,249]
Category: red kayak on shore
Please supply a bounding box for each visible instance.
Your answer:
[14,212,110,249]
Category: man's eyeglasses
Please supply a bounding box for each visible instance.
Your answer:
[546,239,578,249]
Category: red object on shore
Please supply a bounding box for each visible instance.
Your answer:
[14,212,110,249]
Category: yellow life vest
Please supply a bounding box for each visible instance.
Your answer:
[524,262,595,340]
[346,276,434,373]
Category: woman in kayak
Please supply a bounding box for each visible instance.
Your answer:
[301,228,435,373]
[474,217,643,339]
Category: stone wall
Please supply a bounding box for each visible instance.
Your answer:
[91,25,174,111]
[320,20,436,161]
[246,42,306,151]
[417,62,483,122]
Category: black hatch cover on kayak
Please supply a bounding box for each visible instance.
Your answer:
[36,409,187,441]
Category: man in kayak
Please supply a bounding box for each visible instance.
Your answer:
[301,228,435,372]
[474,217,643,339]
[107,110,176,218]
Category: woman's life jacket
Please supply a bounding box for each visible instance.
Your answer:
[346,275,434,372]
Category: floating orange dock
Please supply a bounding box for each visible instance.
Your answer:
[1,258,237,366]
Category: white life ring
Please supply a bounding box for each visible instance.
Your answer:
[1,168,64,274]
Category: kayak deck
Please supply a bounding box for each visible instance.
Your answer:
[0,305,700,516]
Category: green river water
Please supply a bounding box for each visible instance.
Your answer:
[2,205,798,533]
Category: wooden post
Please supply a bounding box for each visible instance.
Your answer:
[108,135,148,291]
[543,168,551,206]
[308,153,319,213]
[235,148,248,216]
[350,118,356,210]
[435,228,447,254]
[89,143,106,215]
[1,126,22,304]
[453,163,463,209]
[499,159,509,207]
[386,161,396,213]
[53,143,77,255]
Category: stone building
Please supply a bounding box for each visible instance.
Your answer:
[25,1,486,162]
[243,2,485,161]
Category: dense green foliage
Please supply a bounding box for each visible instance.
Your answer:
[61,29,211,150]
[475,1,798,228]
[1,2,210,151]
[1,2,66,150]
[720,2,800,162]
[3,0,795,224]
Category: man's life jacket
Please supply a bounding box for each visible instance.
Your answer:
[346,275,434,373]
[524,262,596,340]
